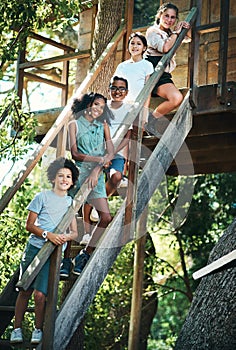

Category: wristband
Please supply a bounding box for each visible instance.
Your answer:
[98,157,105,166]
[171,31,179,36]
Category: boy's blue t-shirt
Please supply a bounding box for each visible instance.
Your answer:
[27,190,72,249]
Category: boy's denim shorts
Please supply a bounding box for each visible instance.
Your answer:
[19,243,50,296]
[105,155,125,175]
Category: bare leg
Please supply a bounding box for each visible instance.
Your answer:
[63,240,71,259]
[34,290,46,330]
[14,289,33,328]
[85,197,112,254]
[83,202,94,234]
[106,171,123,197]
[152,83,183,118]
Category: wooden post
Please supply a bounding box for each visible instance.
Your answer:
[15,40,26,101]
[61,50,69,106]
[123,110,144,242]
[217,0,229,103]
[41,122,68,349]
[128,206,148,350]
[123,0,134,61]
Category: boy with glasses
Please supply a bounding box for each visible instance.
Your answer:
[106,76,132,196]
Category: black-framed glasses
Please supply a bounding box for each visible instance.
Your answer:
[109,86,127,93]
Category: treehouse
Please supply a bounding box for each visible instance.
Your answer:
[0,0,236,349]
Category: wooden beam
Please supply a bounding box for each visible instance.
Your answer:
[16,40,26,100]
[123,0,134,61]
[124,112,143,241]
[217,0,230,103]
[189,113,236,135]
[128,206,148,350]
[192,249,236,279]
[29,32,76,51]
[61,52,70,105]
[167,160,236,176]
[196,22,220,34]
[24,71,66,89]
[19,51,90,69]
[41,123,69,349]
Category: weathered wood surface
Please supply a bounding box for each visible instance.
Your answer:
[53,94,193,350]
[175,219,236,350]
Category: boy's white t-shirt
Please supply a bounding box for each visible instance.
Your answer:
[107,101,132,157]
[114,58,154,103]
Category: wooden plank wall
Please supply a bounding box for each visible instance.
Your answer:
[197,0,236,85]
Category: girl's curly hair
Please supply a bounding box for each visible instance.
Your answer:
[71,92,114,125]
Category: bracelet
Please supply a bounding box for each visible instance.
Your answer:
[98,156,105,166]
[171,31,179,37]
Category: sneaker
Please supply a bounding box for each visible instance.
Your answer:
[10,328,23,343]
[60,258,72,278]
[90,207,99,222]
[31,328,43,344]
[119,176,128,188]
[145,113,162,138]
[72,250,90,275]
[80,233,91,246]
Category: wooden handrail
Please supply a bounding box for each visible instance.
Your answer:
[29,32,76,52]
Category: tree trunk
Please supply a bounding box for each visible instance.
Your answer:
[90,0,125,96]
[175,219,236,350]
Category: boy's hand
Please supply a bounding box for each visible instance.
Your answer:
[47,232,67,245]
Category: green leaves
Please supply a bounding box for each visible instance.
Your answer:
[0,92,37,164]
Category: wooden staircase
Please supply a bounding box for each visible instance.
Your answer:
[1,2,236,348]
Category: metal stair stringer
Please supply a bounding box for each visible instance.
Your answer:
[53,93,193,350]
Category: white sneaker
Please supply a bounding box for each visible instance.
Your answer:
[90,207,99,222]
[10,328,23,343]
[80,233,91,245]
[31,328,42,344]
[119,176,128,188]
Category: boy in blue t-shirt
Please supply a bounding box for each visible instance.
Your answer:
[10,157,79,345]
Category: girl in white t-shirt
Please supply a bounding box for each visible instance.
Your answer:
[114,32,154,108]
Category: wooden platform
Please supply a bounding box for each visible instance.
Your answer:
[143,83,236,175]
